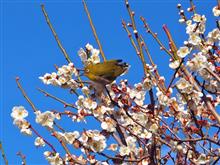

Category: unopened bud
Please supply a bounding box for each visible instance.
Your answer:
[187,7,192,12]
[125,1,129,7]
[132,11,135,16]
[16,77,20,81]
[133,29,138,34]
[177,4,181,8]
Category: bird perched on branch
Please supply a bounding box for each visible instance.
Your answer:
[84,59,129,85]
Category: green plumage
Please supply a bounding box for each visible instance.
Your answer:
[84,59,129,84]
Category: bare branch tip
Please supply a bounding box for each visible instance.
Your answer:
[162,24,167,28]
[122,20,126,26]
[15,76,20,81]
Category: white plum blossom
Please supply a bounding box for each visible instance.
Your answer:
[179,18,185,23]
[129,83,146,106]
[126,136,137,151]
[44,151,51,157]
[20,127,32,136]
[75,95,84,109]
[93,106,113,119]
[90,138,107,153]
[66,79,78,89]
[170,140,179,151]
[142,76,154,90]
[76,95,97,111]
[193,154,211,164]
[11,106,32,136]
[119,136,138,156]
[149,123,159,133]
[45,153,63,165]
[79,130,106,153]
[13,119,32,136]
[177,46,190,58]
[56,131,80,144]
[169,60,180,69]
[79,132,89,144]
[13,119,28,129]
[140,129,152,139]
[63,131,80,144]
[132,112,148,125]
[88,49,100,64]
[186,53,208,72]
[192,14,203,22]
[57,63,78,77]
[78,44,101,65]
[119,145,131,156]
[188,33,201,45]
[101,117,116,132]
[207,28,220,42]
[83,98,97,110]
[39,63,78,88]
[186,21,196,34]
[35,111,55,128]
[78,48,88,63]
[11,106,28,120]
[176,78,193,94]
[85,43,93,51]
[39,72,60,86]
[34,137,46,147]
[82,86,90,95]
[186,14,206,34]
[213,6,220,17]
[156,88,170,106]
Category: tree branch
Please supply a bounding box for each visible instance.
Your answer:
[41,5,72,63]
[82,0,106,61]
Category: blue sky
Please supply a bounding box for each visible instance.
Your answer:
[1,0,217,164]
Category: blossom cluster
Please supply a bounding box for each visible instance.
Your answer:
[11,106,32,136]
[39,63,79,89]
[78,43,101,65]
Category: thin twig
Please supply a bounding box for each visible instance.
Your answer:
[218,0,220,9]
[37,88,77,109]
[205,67,220,83]
[140,35,167,90]
[140,16,173,58]
[15,78,58,153]
[162,24,178,59]
[54,121,65,133]
[52,131,87,164]
[82,0,106,61]
[16,151,26,165]
[166,60,184,93]
[30,125,57,153]
[203,95,220,125]
[0,141,8,165]
[122,20,139,55]
[41,5,71,63]
[16,77,38,112]
[140,35,154,66]
[125,0,148,75]
[189,0,196,14]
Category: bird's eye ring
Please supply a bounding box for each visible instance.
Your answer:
[85,69,89,73]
